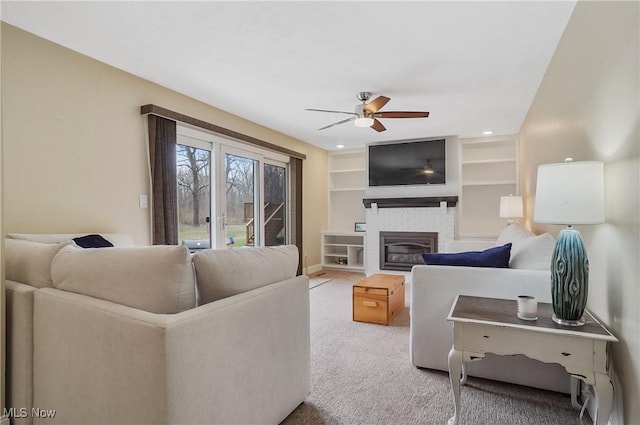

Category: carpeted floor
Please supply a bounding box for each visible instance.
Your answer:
[282,270,590,425]
[309,271,332,289]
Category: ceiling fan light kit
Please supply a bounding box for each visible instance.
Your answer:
[354,117,374,127]
[306,91,430,132]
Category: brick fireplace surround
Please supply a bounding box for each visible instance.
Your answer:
[364,197,457,276]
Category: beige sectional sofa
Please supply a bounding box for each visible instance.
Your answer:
[410,224,572,393]
[5,233,310,425]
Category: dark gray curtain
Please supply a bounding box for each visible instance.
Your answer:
[290,157,303,275]
[148,115,178,245]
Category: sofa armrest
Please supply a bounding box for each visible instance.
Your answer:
[410,265,552,370]
[5,280,37,425]
[409,265,570,393]
[33,276,310,425]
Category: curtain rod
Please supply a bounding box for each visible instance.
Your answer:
[141,104,306,160]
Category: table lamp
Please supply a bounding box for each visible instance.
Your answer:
[533,158,604,326]
[499,195,523,224]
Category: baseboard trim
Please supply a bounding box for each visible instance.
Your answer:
[305,263,323,275]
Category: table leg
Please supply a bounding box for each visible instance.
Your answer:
[570,376,582,409]
[593,372,614,425]
[447,346,463,425]
[460,362,468,386]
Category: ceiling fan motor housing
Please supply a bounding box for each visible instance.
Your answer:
[357,91,372,102]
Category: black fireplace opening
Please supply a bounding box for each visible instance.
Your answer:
[380,231,438,271]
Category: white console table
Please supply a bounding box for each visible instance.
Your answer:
[446,295,617,425]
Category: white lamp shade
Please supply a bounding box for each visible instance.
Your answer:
[534,161,605,225]
[499,195,523,218]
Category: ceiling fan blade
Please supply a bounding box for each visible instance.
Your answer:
[364,96,391,114]
[318,117,355,130]
[374,111,430,118]
[306,108,357,116]
[371,119,386,132]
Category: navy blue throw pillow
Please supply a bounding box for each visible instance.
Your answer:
[72,234,114,248]
[421,243,512,268]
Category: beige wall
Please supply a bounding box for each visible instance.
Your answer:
[520,1,639,423]
[1,23,328,268]
[0,18,5,420]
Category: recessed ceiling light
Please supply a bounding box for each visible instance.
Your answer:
[336,144,345,149]
[482,130,493,135]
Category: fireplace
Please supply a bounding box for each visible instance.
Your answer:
[379,231,438,271]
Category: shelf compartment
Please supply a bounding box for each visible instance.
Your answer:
[330,171,365,191]
[328,191,365,232]
[324,245,348,256]
[330,151,365,172]
[460,140,516,163]
[348,245,365,266]
[324,235,363,245]
[461,161,516,182]
[459,185,517,237]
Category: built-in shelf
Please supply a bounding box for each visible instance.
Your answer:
[321,231,365,271]
[461,180,517,186]
[461,158,516,165]
[328,149,366,233]
[330,168,366,174]
[458,135,519,238]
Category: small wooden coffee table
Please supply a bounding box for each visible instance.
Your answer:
[352,274,405,325]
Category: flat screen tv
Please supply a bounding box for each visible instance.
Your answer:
[368,139,446,186]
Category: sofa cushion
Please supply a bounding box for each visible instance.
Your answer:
[421,243,512,268]
[51,244,196,314]
[5,239,69,288]
[193,245,299,304]
[8,233,134,247]
[510,233,556,270]
[496,223,535,246]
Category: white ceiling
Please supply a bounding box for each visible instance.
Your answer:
[1,1,576,151]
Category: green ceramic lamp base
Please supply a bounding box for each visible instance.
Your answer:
[552,314,585,327]
[550,225,589,327]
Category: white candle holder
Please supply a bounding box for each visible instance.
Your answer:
[517,295,537,321]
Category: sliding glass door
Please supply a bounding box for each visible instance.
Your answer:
[176,138,213,250]
[223,150,260,248]
[177,125,289,251]
[263,162,287,246]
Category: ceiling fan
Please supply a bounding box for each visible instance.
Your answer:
[306,91,429,132]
